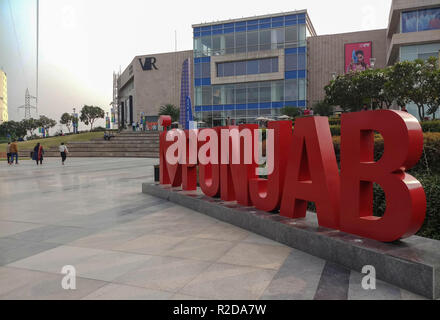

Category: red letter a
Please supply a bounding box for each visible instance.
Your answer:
[280,117,340,229]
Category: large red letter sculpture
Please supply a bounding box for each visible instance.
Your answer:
[198,128,221,197]
[249,121,292,212]
[340,110,426,242]
[220,124,258,206]
[280,117,340,229]
[159,116,182,187]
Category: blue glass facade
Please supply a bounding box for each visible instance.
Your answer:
[193,13,308,126]
[401,7,440,33]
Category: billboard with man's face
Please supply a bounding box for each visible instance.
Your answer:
[345,42,372,74]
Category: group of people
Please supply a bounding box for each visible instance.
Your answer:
[6,142,69,166]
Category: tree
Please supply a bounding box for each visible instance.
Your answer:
[313,100,334,116]
[280,106,301,118]
[0,121,27,139]
[37,115,57,137]
[324,73,364,112]
[21,118,39,137]
[406,58,437,120]
[80,105,105,131]
[60,113,73,133]
[159,104,180,123]
[426,62,440,119]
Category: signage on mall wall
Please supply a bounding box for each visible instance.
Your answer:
[158,111,427,243]
[345,42,372,73]
[139,57,158,71]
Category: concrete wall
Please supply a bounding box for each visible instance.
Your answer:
[118,50,194,122]
[134,50,193,118]
[307,29,387,107]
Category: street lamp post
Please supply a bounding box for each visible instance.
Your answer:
[370,58,376,110]
[72,108,77,134]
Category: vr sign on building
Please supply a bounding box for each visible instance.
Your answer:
[159,111,426,243]
[139,57,158,71]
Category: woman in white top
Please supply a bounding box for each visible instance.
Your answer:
[59,143,69,165]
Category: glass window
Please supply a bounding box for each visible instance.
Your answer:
[298,24,306,45]
[402,11,418,33]
[201,62,211,78]
[401,8,440,33]
[235,84,247,104]
[271,81,284,101]
[285,54,298,71]
[195,63,202,78]
[217,63,223,77]
[247,60,259,74]
[271,28,285,49]
[247,84,259,103]
[225,33,235,54]
[224,62,235,77]
[201,36,212,56]
[285,26,298,46]
[235,32,247,54]
[235,61,246,76]
[225,85,235,104]
[194,38,202,57]
[212,86,222,105]
[259,83,271,102]
[272,57,279,72]
[418,8,440,32]
[299,79,306,101]
[195,87,202,106]
[247,31,259,52]
[212,35,222,55]
[202,111,212,124]
[202,86,212,105]
[285,79,298,101]
[259,29,271,51]
[298,53,306,69]
[259,58,272,73]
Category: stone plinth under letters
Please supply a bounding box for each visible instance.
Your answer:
[143,182,440,299]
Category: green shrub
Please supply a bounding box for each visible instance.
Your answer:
[330,125,341,136]
[421,120,440,133]
[328,117,341,126]
[371,174,440,240]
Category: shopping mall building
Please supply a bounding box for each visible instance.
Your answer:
[116,0,440,127]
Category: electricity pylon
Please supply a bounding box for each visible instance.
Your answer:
[18,88,37,119]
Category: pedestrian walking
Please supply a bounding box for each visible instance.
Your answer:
[6,142,11,165]
[59,142,69,165]
[33,143,44,165]
[10,140,19,165]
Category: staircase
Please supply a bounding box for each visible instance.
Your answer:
[20,131,160,158]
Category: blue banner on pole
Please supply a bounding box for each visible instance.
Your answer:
[185,96,193,130]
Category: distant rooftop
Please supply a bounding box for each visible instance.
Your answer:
[192,9,317,36]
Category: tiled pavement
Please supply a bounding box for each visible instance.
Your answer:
[0,158,425,300]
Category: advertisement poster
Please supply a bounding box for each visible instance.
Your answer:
[345,42,372,73]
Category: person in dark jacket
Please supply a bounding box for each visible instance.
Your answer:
[32,143,44,165]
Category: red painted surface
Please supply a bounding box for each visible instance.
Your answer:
[159,111,426,242]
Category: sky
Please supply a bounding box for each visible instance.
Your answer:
[0,0,393,130]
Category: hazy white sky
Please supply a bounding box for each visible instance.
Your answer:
[0,0,392,127]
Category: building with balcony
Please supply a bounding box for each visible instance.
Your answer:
[192,10,316,126]
[116,0,440,127]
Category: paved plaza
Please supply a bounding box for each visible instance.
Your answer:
[0,158,425,300]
